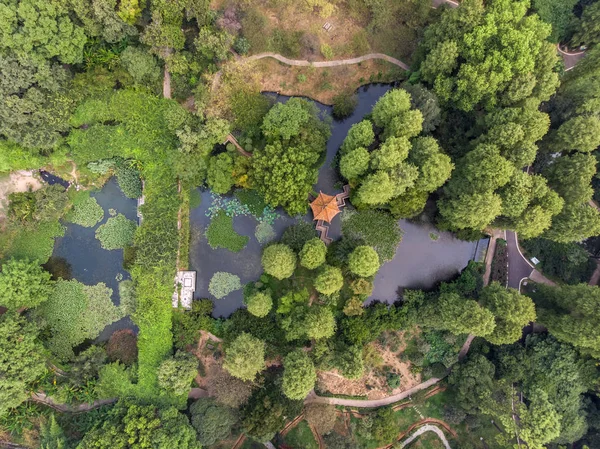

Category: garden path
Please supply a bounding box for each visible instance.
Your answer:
[30,392,117,413]
[558,45,586,71]
[397,424,452,449]
[245,52,409,71]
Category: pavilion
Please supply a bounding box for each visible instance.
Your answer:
[310,188,350,244]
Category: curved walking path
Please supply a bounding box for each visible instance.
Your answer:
[398,424,452,449]
[506,230,555,291]
[30,392,117,413]
[557,44,586,71]
[245,52,410,71]
[305,376,442,408]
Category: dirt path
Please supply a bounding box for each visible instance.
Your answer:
[30,392,117,413]
[163,66,172,99]
[589,260,600,286]
[245,52,409,71]
[305,376,442,408]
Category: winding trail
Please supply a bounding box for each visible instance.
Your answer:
[305,376,442,408]
[398,424,452,449]
[30,392,117,413]
[245,52,409,71]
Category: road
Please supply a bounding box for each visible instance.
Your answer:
[506,231,534,290]
[399,424,452,449]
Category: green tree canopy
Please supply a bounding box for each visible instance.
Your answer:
[157,350,198,396]
[299,237,327,270]
[282,349,316,400]
[339,147,370,181]
[305,306,336,340]
[314,265,344,295]
[246,290,273,318]
[479,282,536,345]
[223,332,265,381]
[0,313,46,415]
[189,398,238,446]
[207,152,235,194]
[261,244,297,279]
[0,258,53,310]
[424,292,496,337]
[572,1,600,47]
[555,115,600,153]
[418,0,559,111]
[348,246,380,277]
[371,89,412,129]
[339,120,374,154]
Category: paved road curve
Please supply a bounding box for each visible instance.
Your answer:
[399,424,452,449]
[506,231,534,290]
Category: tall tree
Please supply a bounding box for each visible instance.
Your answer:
[223,332,265,381]
[0,258,53,310]
[282,349,316,400]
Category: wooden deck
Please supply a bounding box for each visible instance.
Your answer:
[313,185,350,245]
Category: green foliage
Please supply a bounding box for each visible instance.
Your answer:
[340,147,370,181]
[282,349,316,400]
[419,0,559,111]
[0,258,53,310]
[206,368,254,408]
[157,351,198,396]
[479,283,536,345]
[521,238,595,284]
[209,272,242,299]
[555,115,600,153]
[76,401,200,449]
[205,210,249,252]
[95,214,136,250]
[371,89,412,129]
[1,219,65,263]
[251,98,330,215]
[314,265,344,295]
[348,246,380,277]
[106,329,138,365]
[172,300,215,350]
[119,46,161,86]
[305,306,336,340]
[190,398,238,446]
[207,152,235,194]
[254,221,276,244]
[9,184,69,225]
[332,92,358,119]
[572,1,600,46]
[115,161,143,199]
[223,332,265,381]
[299,238,327,270]
[341,209,402,262]
[35,279,123,360]
[340,120,375,155]
[281,221,318,253]
[304,403,337,435]
[40,414,68,449]
[532,283,600,357]
[370,408,398,446]
[0,313,46,416]
[531,0,577,42]
[261,244,297,279]
[246,290,273,318]
[68,195,104,227]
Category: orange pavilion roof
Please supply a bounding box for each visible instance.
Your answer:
[310,192,340,223]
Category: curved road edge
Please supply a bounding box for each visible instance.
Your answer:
[398,424,452,449]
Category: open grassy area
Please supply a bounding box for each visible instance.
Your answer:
[282,420,319,449]
[405,431,446,448]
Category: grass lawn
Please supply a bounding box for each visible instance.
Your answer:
[405,431,446,448]
[282,420,319,449]
[205,210,249,252]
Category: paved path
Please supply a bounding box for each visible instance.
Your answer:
[245,52,410,71]
[399,424,452,449]
[557,45,586,71]
[506,231,534,291]
[30,392,117,413]
[305,376,442,408]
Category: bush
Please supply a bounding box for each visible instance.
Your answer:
[255,221,276,244]
[300,238,327,269]
[314,265,344,295]
[209,272,242,299]
[282,349,316,400]
[69,196,104,227]
[261,244,296,279]
[190,398,238,446]
[106,329,138,365]
[320,43,334,59]
[282,222,318,252]
[332,92,358,119]
[246,291,273,317]
[95,214,136,250]
[348,246,380,277]
[0,258,54,310]
[223,332,265,381]
[205,210,249,252]
[233,36,250,54]
[115,163,143,199]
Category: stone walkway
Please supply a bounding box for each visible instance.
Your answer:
[246,52,410,71]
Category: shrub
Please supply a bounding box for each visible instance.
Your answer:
[255,221,276,244]
[95,214,136,250]
[332,92,358,119]
[209,272,242,299]
[261,244,296,279]
[115,163,143,199]
[190,398,238,446]
[314,265,344,295]
[299,237,327,269]
[69,196,104,227]
[320,43,334,59]
[205,210,249,252]
[206,367,254,408]
[157,351,198,396]
[245,290,273,317]
[233,36,250,54]
[348,246,380,277]
[305,403,337,435]
[0,258,53,310]
[281,222,318,252]
[106,329,138,365]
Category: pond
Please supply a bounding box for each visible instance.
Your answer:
[49,177,137,340]
[190,84,480,317]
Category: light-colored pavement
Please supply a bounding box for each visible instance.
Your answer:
[506,231,534,290]
[399,424,452,449]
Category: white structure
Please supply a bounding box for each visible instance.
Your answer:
[172,271,196,309]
